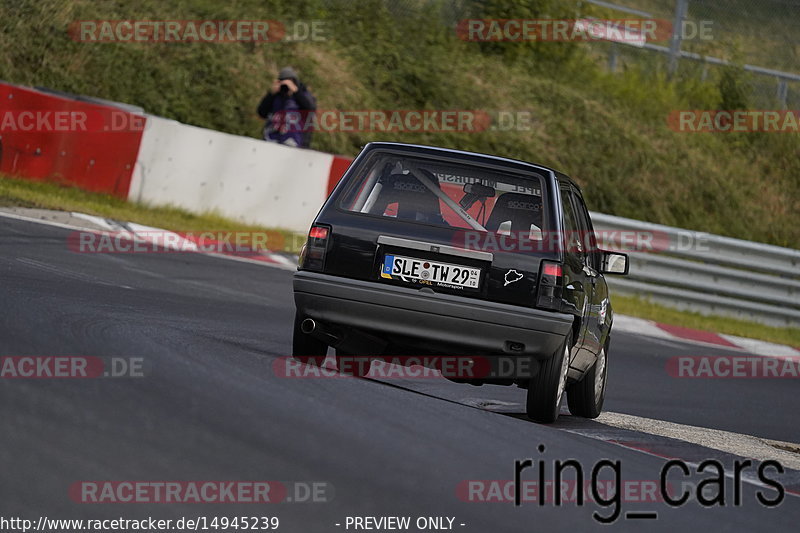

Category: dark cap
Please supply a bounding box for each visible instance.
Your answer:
[278,66,298,80]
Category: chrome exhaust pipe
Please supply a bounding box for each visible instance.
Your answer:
[301,318,341,346]
[300,318,316,335]
[300,317,386,354]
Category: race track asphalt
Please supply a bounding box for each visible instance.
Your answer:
[1,215,798,532]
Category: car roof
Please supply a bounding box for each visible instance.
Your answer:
[362,142,574,185]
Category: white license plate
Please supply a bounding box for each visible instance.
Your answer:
[381,254,481,289]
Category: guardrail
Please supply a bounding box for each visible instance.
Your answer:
[590,212,800,328]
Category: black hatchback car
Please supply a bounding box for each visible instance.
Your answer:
[293,142,628,423]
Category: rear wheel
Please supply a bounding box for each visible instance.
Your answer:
[526,333,572,423]
[567,341,608,419]
[292,313,327,366]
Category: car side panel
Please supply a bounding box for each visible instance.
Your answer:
[555,183,592,372]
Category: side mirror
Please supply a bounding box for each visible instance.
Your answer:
[601,251,629,275]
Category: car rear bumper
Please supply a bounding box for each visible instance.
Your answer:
[293,271,573,358]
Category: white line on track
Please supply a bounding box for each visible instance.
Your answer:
[594,411,800,471]
[0,210,296,271]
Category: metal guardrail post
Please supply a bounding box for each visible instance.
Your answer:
[668,0,689,77]
[608,43,618,73]
[777,78,788,109]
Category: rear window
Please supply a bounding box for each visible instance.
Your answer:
[339,152,548,240]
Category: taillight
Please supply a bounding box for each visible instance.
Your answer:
[309,226,328,240]
[536,260,563,310]
[299,224,331,271]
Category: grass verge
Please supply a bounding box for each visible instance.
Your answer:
[613,294,800,347]
[0,175,305,253]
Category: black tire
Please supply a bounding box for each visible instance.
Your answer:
[334,349,372,377]
[567,340,608,419]
[526,332,572,423]
[292,313,327,366]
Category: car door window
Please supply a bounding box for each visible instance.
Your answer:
[569,189,600,270]
[560,186,585,263]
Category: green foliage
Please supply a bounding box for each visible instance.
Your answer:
[713,42,752,111]
[322,0,458,107]
[0,0,796,247]
[464,0,586,66]
[717,64,751,111]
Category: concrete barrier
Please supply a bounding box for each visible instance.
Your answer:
[129,116,335,232]
[0,82,144,196]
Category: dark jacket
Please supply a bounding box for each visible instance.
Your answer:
[257,81,316,148]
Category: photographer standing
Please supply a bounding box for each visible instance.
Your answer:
[257,66,316,148]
